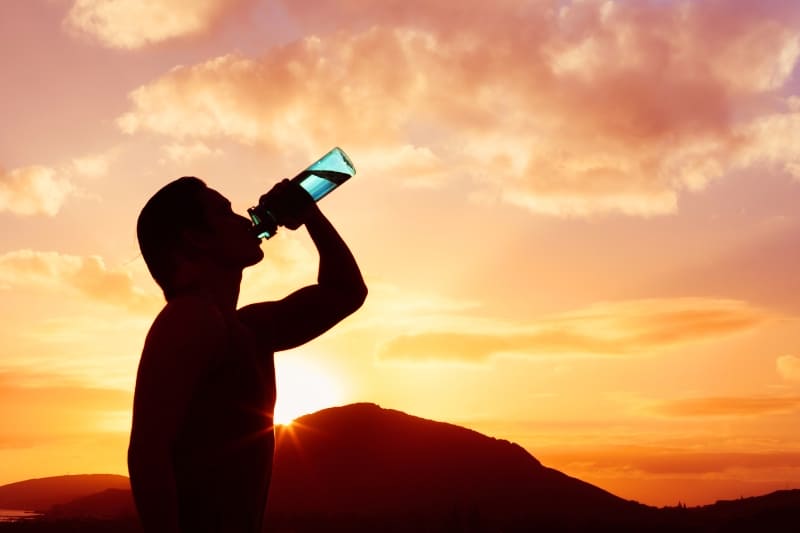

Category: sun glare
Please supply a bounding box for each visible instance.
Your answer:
[273,357,344,425]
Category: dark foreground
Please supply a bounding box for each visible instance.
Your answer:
[2,499,800,533]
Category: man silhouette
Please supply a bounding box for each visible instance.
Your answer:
[128,177,367,532]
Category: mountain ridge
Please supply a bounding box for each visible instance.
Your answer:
[0,474,129,512]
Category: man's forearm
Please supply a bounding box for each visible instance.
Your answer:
[304,207,367,301]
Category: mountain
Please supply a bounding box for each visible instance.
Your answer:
[1,404,799,531]
[0,474,129,512]
[266,403,651,530]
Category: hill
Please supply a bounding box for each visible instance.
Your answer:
[0,475,129,512]
[266,402,651,530]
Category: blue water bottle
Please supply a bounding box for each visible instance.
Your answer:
[249,147,356,239]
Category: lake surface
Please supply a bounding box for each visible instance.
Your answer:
[0,509,42,523]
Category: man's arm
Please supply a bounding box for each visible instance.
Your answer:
[128,299,225,532]
[238,203,367,351]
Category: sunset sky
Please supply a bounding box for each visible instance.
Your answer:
[2,0,800,507]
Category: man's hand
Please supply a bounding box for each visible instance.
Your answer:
[259,179,316,230]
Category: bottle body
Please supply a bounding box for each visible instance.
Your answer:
[249,147,355,239]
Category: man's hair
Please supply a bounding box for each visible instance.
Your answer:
[137,176,209,299]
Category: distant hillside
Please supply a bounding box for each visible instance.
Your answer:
[48,489,135,520]
[1,404,799,531]
[0,475,129,512]
[662,490,800,532]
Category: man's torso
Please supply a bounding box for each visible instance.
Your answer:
[173,312,276,532]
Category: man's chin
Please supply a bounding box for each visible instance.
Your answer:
[244,248,265,267]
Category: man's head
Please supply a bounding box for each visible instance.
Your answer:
[137,177,264,299]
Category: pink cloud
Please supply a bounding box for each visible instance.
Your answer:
[0,165,73,216]
[64,0,256,49]
[0,250,159,313]
[161,141,223,163]
[118,0,800,216]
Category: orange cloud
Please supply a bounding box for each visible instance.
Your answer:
[118,0,800,216]
[652,396,800,418]
[0,165,73,216]
[64,0,255,49]
[777,355,800,382]
[0,250,159,313]
[378,298,769,362]
[0,371,131,444]
[541,447,800,476]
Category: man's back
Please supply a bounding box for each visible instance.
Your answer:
[130,296,277,533]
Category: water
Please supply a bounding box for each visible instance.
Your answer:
[0,509,42,523]
[292,170,352,202]
[292,146,355,201]
[305,147,355,176]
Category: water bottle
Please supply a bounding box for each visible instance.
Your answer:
[248,147,356,239]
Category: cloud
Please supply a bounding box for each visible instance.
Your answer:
[0,165,74,216]
[378,298,769,362]
[541,447,800,476]
[64,0,254,49]
[0,250,160,313]
[161,141,223,163]
[117,0,800,217]
[777,355,800,382]
[0,371,132,442]
[71,153,112,179]
[652,396,800,418]
[350,282,480,330]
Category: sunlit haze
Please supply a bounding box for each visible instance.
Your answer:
[273,357,344,425]
[2,0,800,507]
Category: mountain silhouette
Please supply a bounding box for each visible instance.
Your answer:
[1,404,799,532]
[266,402,651,530]
[0,474,129,512]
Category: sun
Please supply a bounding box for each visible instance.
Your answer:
[273,356,344,425]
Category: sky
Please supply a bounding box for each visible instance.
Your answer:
[1,0,800,507]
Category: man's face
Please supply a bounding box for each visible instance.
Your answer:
[197,187,264,269]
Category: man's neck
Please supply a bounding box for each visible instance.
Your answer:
[171,264,242,311]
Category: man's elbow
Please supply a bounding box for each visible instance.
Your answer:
[353,281,368,309]
[355,281,368,306]
[341,281,367,315]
